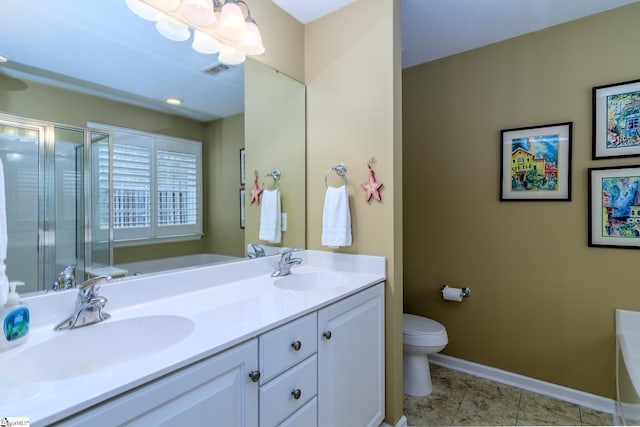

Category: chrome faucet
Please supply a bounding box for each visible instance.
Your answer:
[271,249,302,277]
[55,276,112,331]
[52,264,77,290]
[248,243,266,258]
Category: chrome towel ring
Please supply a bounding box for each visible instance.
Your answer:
[325,163,348,187]
[263,169,281,190]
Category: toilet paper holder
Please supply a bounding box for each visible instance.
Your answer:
[441,284,471,298]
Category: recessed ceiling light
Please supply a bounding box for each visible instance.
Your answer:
[165,97,183,105]
[0,54,8,63]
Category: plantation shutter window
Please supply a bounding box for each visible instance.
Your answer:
[90,123,202,244]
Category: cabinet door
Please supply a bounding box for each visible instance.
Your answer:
[57,340,259,427]
[317,283,384,427]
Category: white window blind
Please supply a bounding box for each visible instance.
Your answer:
[96,141,110,231]
[157,149,197,226]
[89,122,202,244]
[113,143,151,229]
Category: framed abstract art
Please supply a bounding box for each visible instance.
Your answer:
[589,166,640,248]
[593,78,640,159]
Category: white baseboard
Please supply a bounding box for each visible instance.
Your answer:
[380,415,408,427]
[429,353,616,415]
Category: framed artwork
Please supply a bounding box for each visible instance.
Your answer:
[593,78,640,159]
[240,188,246,229]
[240,148,246,185]
[500,122,572,201]
[589,166,640,248]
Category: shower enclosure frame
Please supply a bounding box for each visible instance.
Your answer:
[0,112,113,292]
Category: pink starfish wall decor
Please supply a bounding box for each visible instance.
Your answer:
[361,164,383,202]
[249,176,263,204]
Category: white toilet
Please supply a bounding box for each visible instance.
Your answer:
[402,313,448,396]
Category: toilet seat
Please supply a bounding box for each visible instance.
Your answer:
[403,313,448,347]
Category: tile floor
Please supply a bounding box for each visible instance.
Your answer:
[404,365,614,426]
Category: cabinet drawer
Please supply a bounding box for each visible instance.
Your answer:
[259,355,317,427]
[259,312,317,383]
[278,396,317,427]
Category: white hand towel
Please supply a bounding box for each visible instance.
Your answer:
[259,189,282,243]
[0,158,8,305]
[322,185,352,248]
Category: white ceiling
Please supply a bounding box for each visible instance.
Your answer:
[271,0,357,24]
[401,0,640,68]
[1,1,638,122]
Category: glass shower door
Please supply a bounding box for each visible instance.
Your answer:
[53,126,87,288]
[0,115,112,292]
[0,119,42,294]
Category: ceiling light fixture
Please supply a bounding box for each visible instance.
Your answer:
[165,97,183,105]
[126,0,265,66]
[0,54,8,63]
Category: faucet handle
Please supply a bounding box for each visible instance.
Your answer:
[53,264,77,290]
[79,275,111,301]
[281,248,297,261]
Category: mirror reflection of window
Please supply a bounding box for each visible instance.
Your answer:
[89,123,203,246]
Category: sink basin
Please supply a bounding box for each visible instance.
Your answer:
[2,315,195,381]
[274,271,349,291]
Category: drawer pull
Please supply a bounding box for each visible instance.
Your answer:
[291,340,302,351]
[248,370,261,382]
[291,388,302,400]
[322,330,332,340]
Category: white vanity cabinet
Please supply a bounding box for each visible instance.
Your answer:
[318,282,385,427]
[56,339,259,427]
[52,282,384,427]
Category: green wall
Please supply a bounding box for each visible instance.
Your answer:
[204,113,245,257]
[403,3,640,399]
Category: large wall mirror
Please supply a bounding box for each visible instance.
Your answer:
[0,1,306,294]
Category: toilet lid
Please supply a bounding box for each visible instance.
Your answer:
[403,313,445,335]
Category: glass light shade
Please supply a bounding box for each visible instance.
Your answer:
[238,20,264,55]
[218,1,247,41]
[146,0,181,11]
[125,0,161,21]
[181,0,216,26]
[156,15,191,41]
[218,44,246,65]
[192,30,220,54]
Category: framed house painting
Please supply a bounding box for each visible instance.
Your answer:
[500,122,572,201]
[589,166,640,248]
[593,79,640,159]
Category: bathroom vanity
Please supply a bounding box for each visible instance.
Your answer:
[0,250,385,427]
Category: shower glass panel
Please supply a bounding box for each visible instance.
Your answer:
[54,126,86,286]
[0,120,41,294]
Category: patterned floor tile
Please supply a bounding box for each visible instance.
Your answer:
[518,390,581,423]
[579,406,613,426]
[453,392,518,426]
[403,365,614,427]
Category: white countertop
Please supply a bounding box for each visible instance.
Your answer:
[0,250,385,426]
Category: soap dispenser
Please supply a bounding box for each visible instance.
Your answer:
[0,281,29,351]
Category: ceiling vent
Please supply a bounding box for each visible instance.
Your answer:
[202,63,234,76]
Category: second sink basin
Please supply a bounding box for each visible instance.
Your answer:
[273,271,349,291]
[2,315,195,382]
